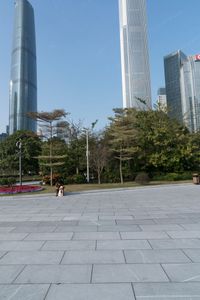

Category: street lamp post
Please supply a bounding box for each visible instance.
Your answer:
[84,120,97,184]
[86,129,89,183]
[16,140,22,186]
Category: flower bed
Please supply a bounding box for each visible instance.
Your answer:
[0,185,43,195]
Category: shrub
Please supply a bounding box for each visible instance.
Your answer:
[73,174,86,184]
[135,172,150,185]
[65,174,86,184]
[43,174,63,185]
[153,172,192,181]
[0,177,16,186]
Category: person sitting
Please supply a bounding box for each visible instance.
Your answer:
[58,185,64,197]
[55,182,60,197]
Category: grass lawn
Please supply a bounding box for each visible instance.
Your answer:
[0,180,192,197]
[38,180,192,194]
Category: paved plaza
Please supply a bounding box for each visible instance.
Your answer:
[0,184,200,299]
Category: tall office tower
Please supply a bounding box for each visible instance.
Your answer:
[157,88,167,110]
[9,0,37,134]
[184,55,200,132]
[164,50,200,132]
[119,0,151,109]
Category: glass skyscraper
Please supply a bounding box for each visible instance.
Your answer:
[119,0,151,109]
[9,0,37,134]
[164,50,200,132]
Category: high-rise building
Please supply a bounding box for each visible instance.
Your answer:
[164,50,200,132]
[157,87,167,110]
[119,0,151,109]
[9,0,37,135]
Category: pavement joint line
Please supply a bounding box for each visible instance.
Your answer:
[146,239,153,250]
[22,233,30,241]
[160,263,172,282]
[11,264,26,284]
[131,282,137,299]
[122,249,127,264]
[43,283,52,300]
[181,249,195,262]
[59,251,66,265]
[39,240,46,250]
[90,264,94,283]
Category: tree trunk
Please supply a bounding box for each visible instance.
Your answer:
[119,156,123,184]
[98,169,101,184]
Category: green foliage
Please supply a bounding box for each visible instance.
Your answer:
[0,131,41,176]
[0,177,16,186]
[65,174,86,184]
[152,172,192,181]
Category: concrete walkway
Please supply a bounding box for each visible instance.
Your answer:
[0,183,200,299]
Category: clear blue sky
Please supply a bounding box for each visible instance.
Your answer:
[1,0,200,133]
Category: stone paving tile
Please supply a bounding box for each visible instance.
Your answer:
[0,221,41,227]
[0,233,28,240]
[24,232,73,241]
[99,215,134,220]
[154,218,199,224]
[62,250,125,264]
[139,224,184,231]
[46,283,135,300]
[0,265,24,283]
[73,232,120,240]
[0,251,64,265]
[0,227,15,233]
[121,231,170,240]
[167,230,200,239]
[181,223,200,230]
[97,225,141,232]
[11,226,56,233]
[40,220,78,226]
[92,264,169,283]
[124,249,191,263]
[116,219,156,225]
[133,282,200,299]
[149,238,200,249]
[183,249,200,262]
[0,241,44,251]
[97,240,151,250]
[42,240,96,250]
[0,284,50,300]
[54,226,98,232]
[162,263,200,282]
[78,220,116,226]
[15,265,92,284]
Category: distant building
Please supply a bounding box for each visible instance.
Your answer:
[164,50,200,132]
[157,88,167,110]
[9,0,37,135]
[119,0,151,109]
[0,133,8,142]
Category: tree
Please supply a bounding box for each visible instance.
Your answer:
[90,132,109,184]
[0,131,41,177]
[107,108,138,183]
[28,109,69,185]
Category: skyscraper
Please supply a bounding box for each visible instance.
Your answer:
[9,0,37,134]
[164,50,200,132]
[157,87,167,110]
[119,0,151,109]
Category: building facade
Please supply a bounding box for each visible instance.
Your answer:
[164,50,200,132]
[9,0,37,134]
[119,0,151,109]
[157,87,167,110]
